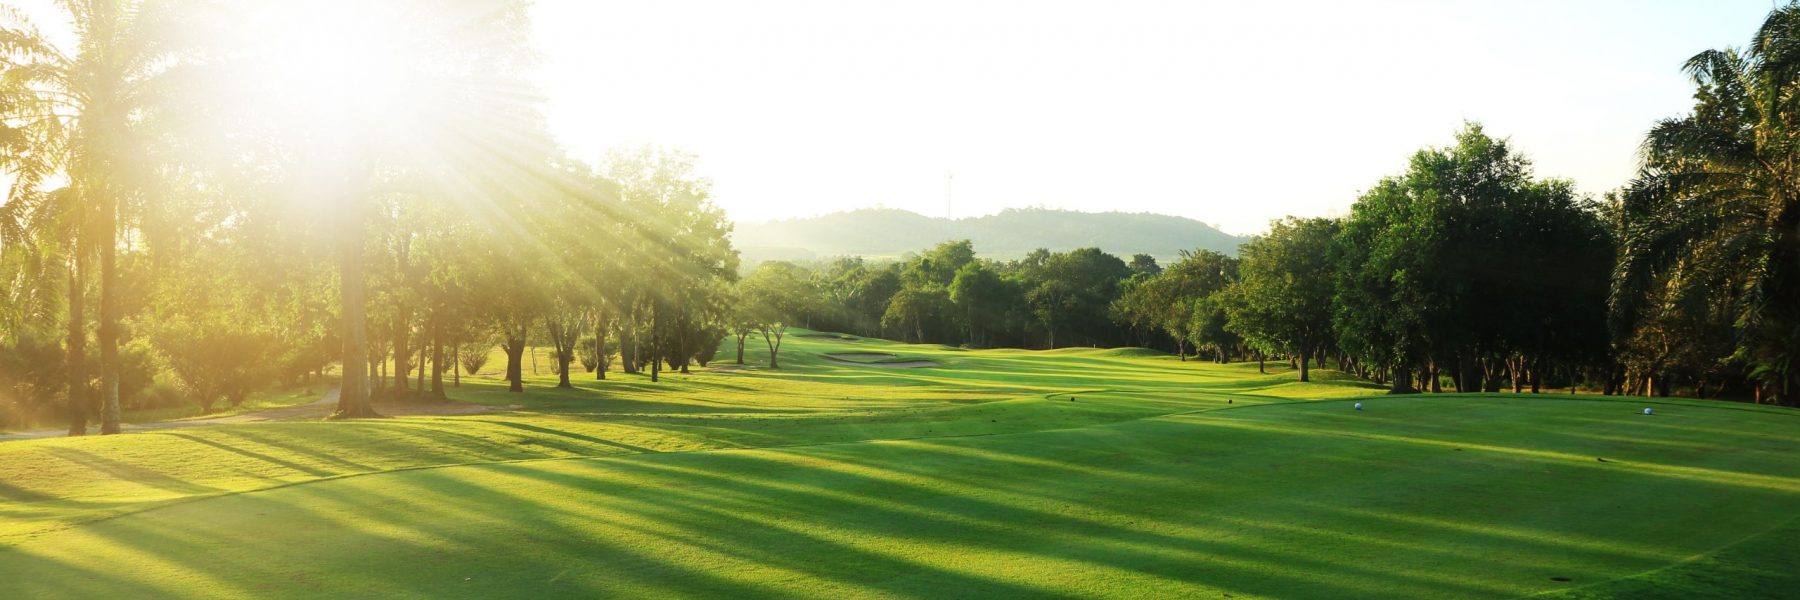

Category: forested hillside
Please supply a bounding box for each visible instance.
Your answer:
[733,207,1247,263]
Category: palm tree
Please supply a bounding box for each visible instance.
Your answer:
[1614,4,1800,404]
[0,1,182,433]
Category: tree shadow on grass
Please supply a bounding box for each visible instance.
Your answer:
[480,419,655,453]
[161,433,337,478]
[7,398,1798,598]
[39,447,223,496]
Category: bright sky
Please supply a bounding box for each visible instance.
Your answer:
[8,1,1775,235]
[532,0,1772,234]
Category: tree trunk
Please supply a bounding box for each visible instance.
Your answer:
[411,333,423,398]
[333,196,377,419]
[66,256,88,436]
[1508,356,1523,393]
[1529,359,1541,394]
[655,338,669,380]
[595,317,608,380]
[97,192,121,434]
[429,323,444,398]
[393,309,410,400]
[762,327,783,369]
[504,342,525,392]
[735,332,746,365]
[452,344,460,388]
[620,325,637,374]
[1297,343,1311,382]
[1390,365,1417,394]
[556,349,573,388]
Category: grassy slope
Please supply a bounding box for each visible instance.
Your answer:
[1,332,1796,598]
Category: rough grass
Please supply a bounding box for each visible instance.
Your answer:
[1,330,1796,598]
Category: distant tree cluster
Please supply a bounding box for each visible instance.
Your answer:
[798,242,1137,350]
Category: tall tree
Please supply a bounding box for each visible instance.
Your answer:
[0,0,189,433]
[1230,218,1340,381]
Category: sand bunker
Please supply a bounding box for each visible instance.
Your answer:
[822,352,937,368]
[827,352,897,360]
[798,333,860,341]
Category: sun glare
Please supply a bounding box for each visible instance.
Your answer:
[239,4,436,150]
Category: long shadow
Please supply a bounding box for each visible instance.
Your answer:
[0,479,51,502]
[203,427,377,472]
[39,447,222,496]
[161,432,335,478]
[482,419,655,453]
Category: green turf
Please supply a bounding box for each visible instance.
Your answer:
[1,331,1796,598]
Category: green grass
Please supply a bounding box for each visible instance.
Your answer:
[1,331,1796,598]
[125,381,329,424]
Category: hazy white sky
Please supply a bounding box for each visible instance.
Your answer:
[531,0,1772,233]
[7,1,1775,234]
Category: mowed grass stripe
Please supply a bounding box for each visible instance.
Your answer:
[2,333,1342,545]
[3,395,1795,598]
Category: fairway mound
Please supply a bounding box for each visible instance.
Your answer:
[1096,347,1166,358]
[822,352,938,368]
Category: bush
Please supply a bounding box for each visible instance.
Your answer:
[458,342,491,376]
[548,349,569,375]
[0,333,67,429]
[577,336,598,372]
[272,334,334,384]
[117,339,158,408]
[154,322,276,413]
[135,380,188,410]
[693,328,725,367]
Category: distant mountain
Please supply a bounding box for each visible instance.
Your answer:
[732,208,1248,264]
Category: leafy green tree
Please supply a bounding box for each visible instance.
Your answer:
[738,262,818,368]
[1026,248,1131,348]
[949,262,1013,347]
[1127,254,1162,276]
[1229,218,1340,381]
[882,287,951,344]
[1114,250,1237,359]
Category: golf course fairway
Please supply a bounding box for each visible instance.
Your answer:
[2,332,1795,599]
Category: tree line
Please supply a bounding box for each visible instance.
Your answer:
[764,7,1800,406]
[775,103,1792,405]
[3,1,1798,435]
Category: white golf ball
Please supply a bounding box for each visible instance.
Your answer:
[1643,407,1653,416]
[1354,402,1363,410]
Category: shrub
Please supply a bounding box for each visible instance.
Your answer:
[458,342,491,376]
[117,339,158,407]
[0,333,66,429]
[693,328,725,367]
[135,380,187,410]
[154,322,276,413]
[577,336,598,372]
